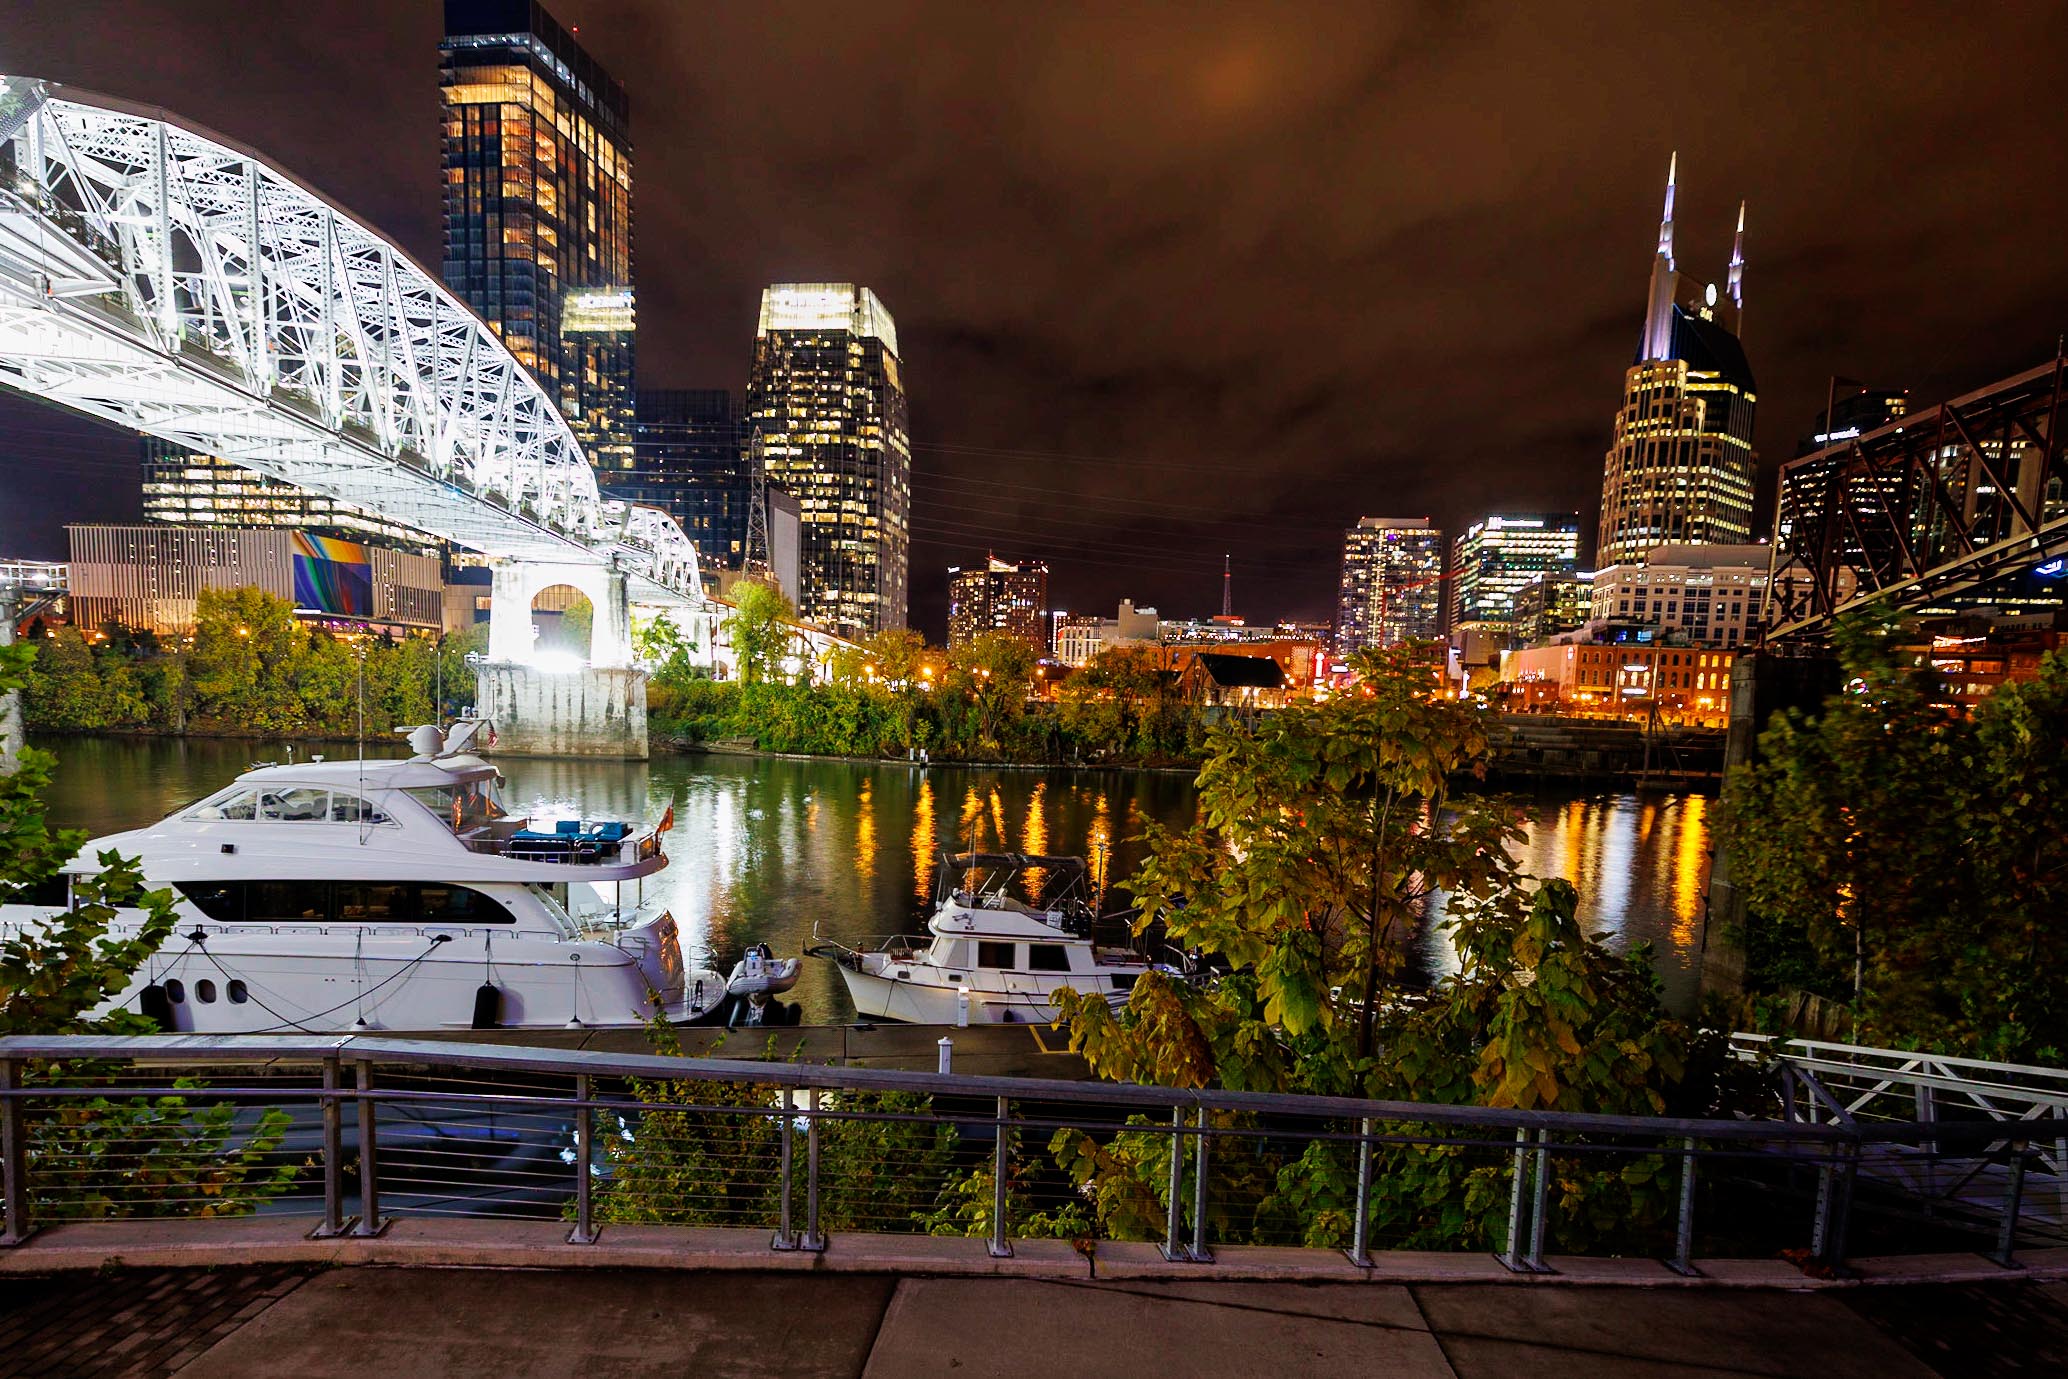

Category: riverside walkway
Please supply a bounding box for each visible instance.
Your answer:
[2,1251,2065,1378]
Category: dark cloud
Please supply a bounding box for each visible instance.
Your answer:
[3,1,2065,635]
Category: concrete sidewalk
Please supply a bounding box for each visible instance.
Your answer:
[3,1266,2065,1378]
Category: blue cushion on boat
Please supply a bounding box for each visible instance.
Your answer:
[556,819,581,835]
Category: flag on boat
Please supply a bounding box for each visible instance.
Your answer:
[658,804,675,834]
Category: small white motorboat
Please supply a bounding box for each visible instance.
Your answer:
[810,850,1173,1025]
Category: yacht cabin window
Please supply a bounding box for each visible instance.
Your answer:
[1027,944,1072,973]
[407,777,508,832]
[174,880,516,925]
[977,941,1015,970]
[185,787,387,825]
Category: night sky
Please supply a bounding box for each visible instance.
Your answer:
[4,2,2066,639]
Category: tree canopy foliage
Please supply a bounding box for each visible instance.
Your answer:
[1047,645,1724,1251]
[1723,610,2068,1061]
[0,644,294,1219]
[20,588,476,738]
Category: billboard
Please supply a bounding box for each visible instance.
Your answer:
[292,533,373,617]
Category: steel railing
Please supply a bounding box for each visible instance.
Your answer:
[1733,1033,2068,1235]
[0,1034,2049,1271]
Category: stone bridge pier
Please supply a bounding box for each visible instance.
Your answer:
[476,559,648,759]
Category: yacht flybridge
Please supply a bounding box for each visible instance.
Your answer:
[0,722,732,1033]
[811,850,1173,1025]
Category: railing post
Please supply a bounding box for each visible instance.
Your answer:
[800,1088,824,1252]
[1991,1143,2027,1270]
[567,1073,596,1245]
[1344,1116,1374,1268]
[1525,1128,1552,1273]
[1161,1105,1185,1263]
[989,1096,1012,1259]
[1668,1135,1699,1277]
[771,1088,797,1251]
[1500,1125,1530,1272]
[310,1057,349,1239]
[350,1058,385,1237]
[1811,1141,1854,1271]
[0,1058,29,1247]
[1190,1105,1212,1263]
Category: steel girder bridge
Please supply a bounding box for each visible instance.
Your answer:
[0,76,706,670]
[1767,355,2068,642]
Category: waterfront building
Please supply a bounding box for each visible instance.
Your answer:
[625,390,749,573]
[141,441,439,555]
[440,0,635,477]
[947,554,1048,652]
[1336,517,1444,655]
[1586,542,1850,649]
[66,524,442,637]
[1596,157,1757,566]
[1450,512,1582,633]
[744,284,911,637]
[1501,639,1733,726]
[1052,599,1159,666]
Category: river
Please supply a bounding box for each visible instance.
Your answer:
[28,735,1718,1022]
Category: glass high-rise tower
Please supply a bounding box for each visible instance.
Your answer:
[1450,512,1582,631]
[1597,156,1757,567]
[1336,517,1444,656]
[440,0,635,477]
[745,284,911,637]
[624,390,750,573]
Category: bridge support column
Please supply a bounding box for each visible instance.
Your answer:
[476,559,648,759]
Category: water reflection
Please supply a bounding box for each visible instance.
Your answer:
[32,737,1714,1021]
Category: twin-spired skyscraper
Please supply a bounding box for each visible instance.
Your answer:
[1596,156,1757,567]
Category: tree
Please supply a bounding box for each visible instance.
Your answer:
[1724,610,2068,1060]
[725,580,795,686]
[1049,644,1717,1250]
[0,645,294,1219]
[187,587,305,730]
[20,628,112,731]
[947,632,1035,748]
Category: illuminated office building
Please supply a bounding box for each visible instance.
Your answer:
[1597,156,1757,566]
[745,284,911,636]
[1450,512,1582,632]
[141,441,437,554]
[625,390,749,572]
[440,0,635,476]
[1336,517,1444,655]
[947,555,1048,652]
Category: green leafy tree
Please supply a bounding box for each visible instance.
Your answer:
[725,580,795,686]
[947,632,1036,749]
[20,628,113,731]
[1724,609,2068,1060]
[1050,645,1715,1250]
[0,644,294,1220]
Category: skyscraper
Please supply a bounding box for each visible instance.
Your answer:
[947,555,1049,652]
[745,284,911,637]
[1597,157,1757,566]
[440,0,635,476]
[625,390,749,573]
[1336,517,1444,656]
[141,441,438,554]
[1450,512,1582,631]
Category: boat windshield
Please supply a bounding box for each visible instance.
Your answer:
[405,776,510,833]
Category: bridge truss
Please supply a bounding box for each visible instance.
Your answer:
[0,77,699,600]
[1768,355,2066,641]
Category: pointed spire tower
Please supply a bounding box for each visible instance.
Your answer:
[1726,199,1746,318]
[1639,153,1680,361]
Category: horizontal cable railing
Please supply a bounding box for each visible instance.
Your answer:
[0,1034,2051,1272]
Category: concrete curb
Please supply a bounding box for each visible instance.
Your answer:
[3,1216,2062,1289]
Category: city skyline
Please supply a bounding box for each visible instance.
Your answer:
[1,3,2065,639]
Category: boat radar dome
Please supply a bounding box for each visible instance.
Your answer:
[405,724,444,758]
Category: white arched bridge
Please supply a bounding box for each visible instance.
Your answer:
[0,75,708,687]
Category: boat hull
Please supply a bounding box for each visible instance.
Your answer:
[832,962,1121,1025]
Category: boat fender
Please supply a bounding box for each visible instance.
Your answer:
[138,982,174,1030]
[472,983,502,1030]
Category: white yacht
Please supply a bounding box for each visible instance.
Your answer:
[0,723,733,1033]
[811,851,1168,1025]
